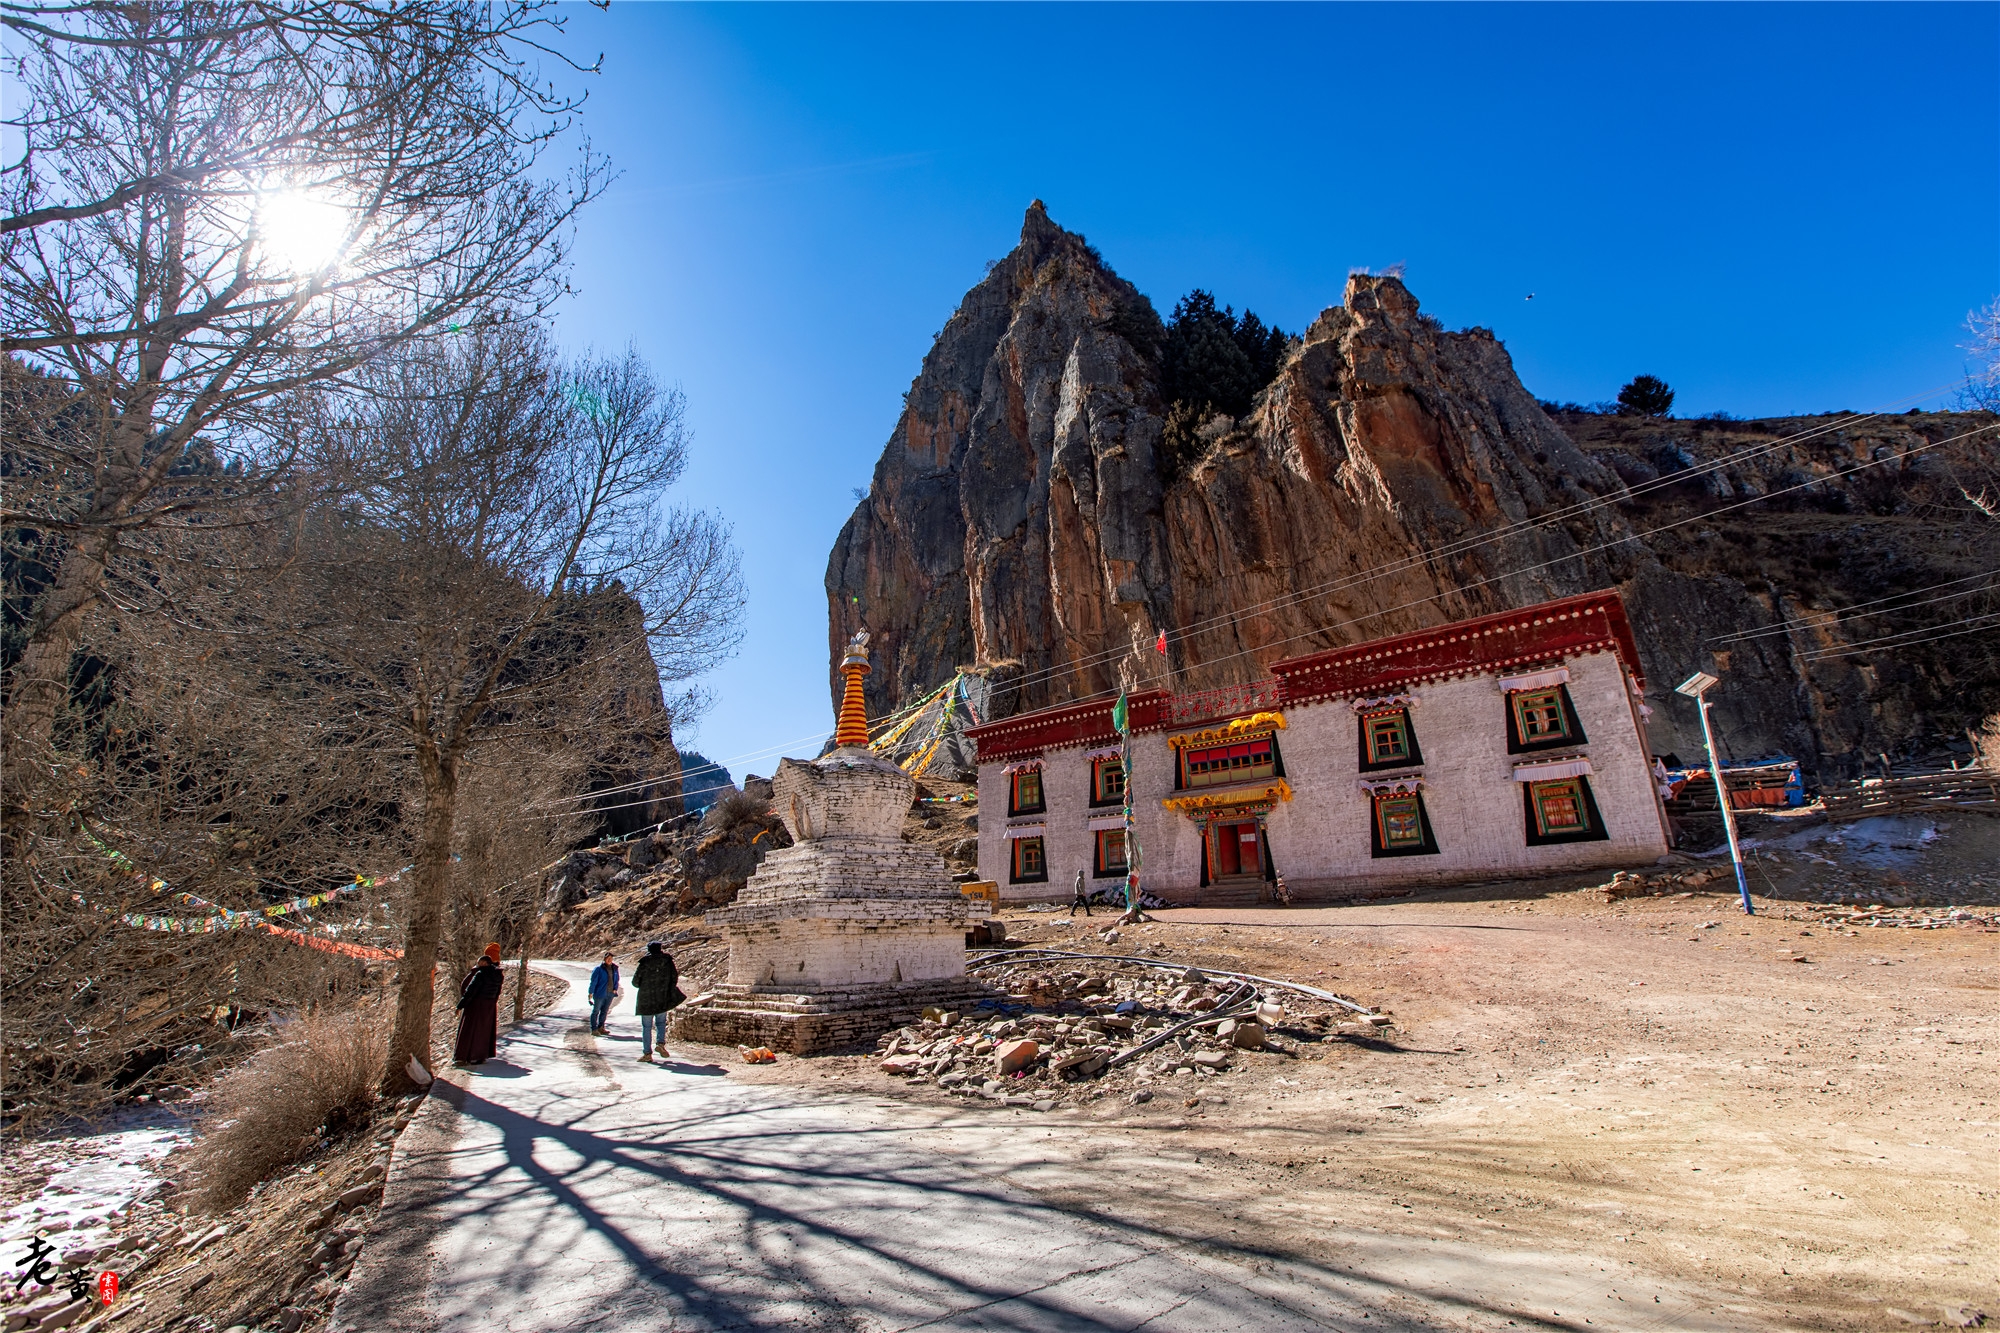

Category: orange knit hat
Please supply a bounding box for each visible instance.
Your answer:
[483,942,502,962]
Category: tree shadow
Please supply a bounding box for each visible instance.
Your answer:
[412,1073,1626,1332]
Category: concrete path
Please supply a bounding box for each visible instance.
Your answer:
[336,964,1766,1333]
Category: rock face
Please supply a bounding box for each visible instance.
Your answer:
[827,202,2000,782]
[577,591,685,836]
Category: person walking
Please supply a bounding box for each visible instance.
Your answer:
[586,953,621,1034]
[1069,868,1092,917]
[453,943,506,1066]
[632,941,685,1062]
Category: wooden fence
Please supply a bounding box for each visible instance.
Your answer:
[1817,768,2000,823]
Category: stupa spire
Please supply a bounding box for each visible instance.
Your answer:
[834,628,872,748]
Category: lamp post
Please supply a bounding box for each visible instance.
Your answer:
[1674,670,1754,916]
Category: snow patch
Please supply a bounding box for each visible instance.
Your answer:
[3,1104,190,1268]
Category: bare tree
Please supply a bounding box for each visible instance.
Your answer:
[277,326,741,1085]
[1962,297,2000,414]
[0,549,412,1127]
[443,736,592,1012]
[0,0,606,812]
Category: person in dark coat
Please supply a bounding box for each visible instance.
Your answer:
[632,941,684,1062]
[453,943,506,1065]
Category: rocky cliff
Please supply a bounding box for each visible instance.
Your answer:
[826,203,2000,781]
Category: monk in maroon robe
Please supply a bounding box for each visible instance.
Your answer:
[453,943,505,1065]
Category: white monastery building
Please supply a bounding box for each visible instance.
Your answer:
[966,592,1670,905]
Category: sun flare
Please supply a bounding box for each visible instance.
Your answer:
[257,189,349,276]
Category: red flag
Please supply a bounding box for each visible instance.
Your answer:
[1154,630,1168,656]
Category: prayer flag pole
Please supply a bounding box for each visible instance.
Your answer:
[1113,688,1147,924]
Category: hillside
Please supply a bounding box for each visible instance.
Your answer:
[825,203,2000,782]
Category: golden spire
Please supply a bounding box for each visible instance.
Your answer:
[834,628,871,748]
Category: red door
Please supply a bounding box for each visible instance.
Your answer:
[1216,821,1260,877]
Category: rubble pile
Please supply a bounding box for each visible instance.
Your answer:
[873,958,1388,1110]
[538,781,794,956]
[1800,903,1998,931]
[1599,864,1729,899]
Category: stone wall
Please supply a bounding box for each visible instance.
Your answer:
[675,976,994,1054]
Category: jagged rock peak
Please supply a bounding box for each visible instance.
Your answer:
[1022,198,1058,244]
[827,212,2000,779]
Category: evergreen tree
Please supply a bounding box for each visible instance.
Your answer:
[1617,375,1676,417]
[1157,291,1293,479]
[1162,291,1257,418]
[677,749,734,813]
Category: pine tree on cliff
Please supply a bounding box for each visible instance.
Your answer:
[1158,291,1293,477]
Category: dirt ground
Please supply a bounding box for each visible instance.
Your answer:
[680,816,1998,1331]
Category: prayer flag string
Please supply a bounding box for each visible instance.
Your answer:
[74,827,409,955]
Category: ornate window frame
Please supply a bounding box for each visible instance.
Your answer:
[1502,672,1587,755]
[1517,768,1609,845]
[1092,827,1129,878]
[1360,775,1439,857]
[1357,707,1423,771]
[1089,754,1126,807]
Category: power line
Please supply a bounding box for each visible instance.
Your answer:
[1794,610,2000,662]
[1704,571,2000,646]
[939,417,2000,715]
[544,409,1998,804]
[964,382,1967,708]
[1794,620,2000,664]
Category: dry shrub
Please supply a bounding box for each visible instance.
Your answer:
[1975,712,2000,774]
[182,1003,388,1212]
[705,788,769,835]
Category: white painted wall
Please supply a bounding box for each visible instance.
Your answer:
[978,646,1669,902]
[725,918,968,988]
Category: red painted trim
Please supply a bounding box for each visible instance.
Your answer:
[966,593,1645,763]
[966,690,1170,762]
[1273,591,1645,707]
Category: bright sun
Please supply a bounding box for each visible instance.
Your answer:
[257,189,350,276]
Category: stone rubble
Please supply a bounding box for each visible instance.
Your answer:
[1800,903,1997,931]
[873,958,1374,1110]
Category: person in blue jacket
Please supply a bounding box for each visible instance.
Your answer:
[586,952,621,1035]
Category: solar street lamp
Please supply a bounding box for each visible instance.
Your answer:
[1674,670,1754,915]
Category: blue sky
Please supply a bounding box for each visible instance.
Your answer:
[549,2,1999,782]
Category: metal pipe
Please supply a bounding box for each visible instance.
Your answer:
[1105,985,1260,1069]
[1696,694,1755,915]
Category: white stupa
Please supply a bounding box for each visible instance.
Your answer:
[675,630,992,1052]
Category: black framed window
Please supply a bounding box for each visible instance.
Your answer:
[1010,835,1048,882]
[1369,791,1441,858]
[1521,776,1610,845]
[1090,756,1126,807]
[1008,767,1045,815]
[1505,685,1588,754]
[1358,709,1423,772]
[1092,828,1128,877]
